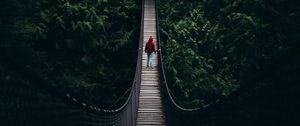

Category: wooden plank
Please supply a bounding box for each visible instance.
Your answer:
[137,0,165,125]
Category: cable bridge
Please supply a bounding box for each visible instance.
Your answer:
[1,0,299,126]
[137,0,165,125]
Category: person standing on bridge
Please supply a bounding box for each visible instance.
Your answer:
[145,36,156,69]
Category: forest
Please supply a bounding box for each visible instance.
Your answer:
[0,0,141,109]
[1,0,299,110]
[158,0,299,108]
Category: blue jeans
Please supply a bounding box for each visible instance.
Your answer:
[147,52,153,68]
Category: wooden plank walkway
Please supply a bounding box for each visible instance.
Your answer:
[136,0,165,125]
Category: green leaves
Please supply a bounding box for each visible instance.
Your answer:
[55,16,65,29]
[159,0,296,108]
[3,0,140,108]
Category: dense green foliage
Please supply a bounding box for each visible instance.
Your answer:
[158,0,299,108]
[1,0,141,108]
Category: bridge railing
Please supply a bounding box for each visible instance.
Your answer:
[155,0,300,125]
[0,0,145,126]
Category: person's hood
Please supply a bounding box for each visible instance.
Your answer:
[148,36,153,43]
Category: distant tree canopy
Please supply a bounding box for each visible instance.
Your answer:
[0,0,141,108]
[158,0,299,108]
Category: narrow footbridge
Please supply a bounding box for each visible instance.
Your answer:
[136,0,165,125]
[1,0,299,126]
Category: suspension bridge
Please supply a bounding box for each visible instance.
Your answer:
[1,0,299,126]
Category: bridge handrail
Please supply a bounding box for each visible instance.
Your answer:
[155,0,300,125]
[155,0,204,112]
[0,0,145,125]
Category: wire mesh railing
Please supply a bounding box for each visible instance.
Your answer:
[155,0,300,125]
[0,0,145,126]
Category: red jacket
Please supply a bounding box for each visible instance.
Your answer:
[145,36,156,53]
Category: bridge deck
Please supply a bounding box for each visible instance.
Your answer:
[136,0,165,125]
